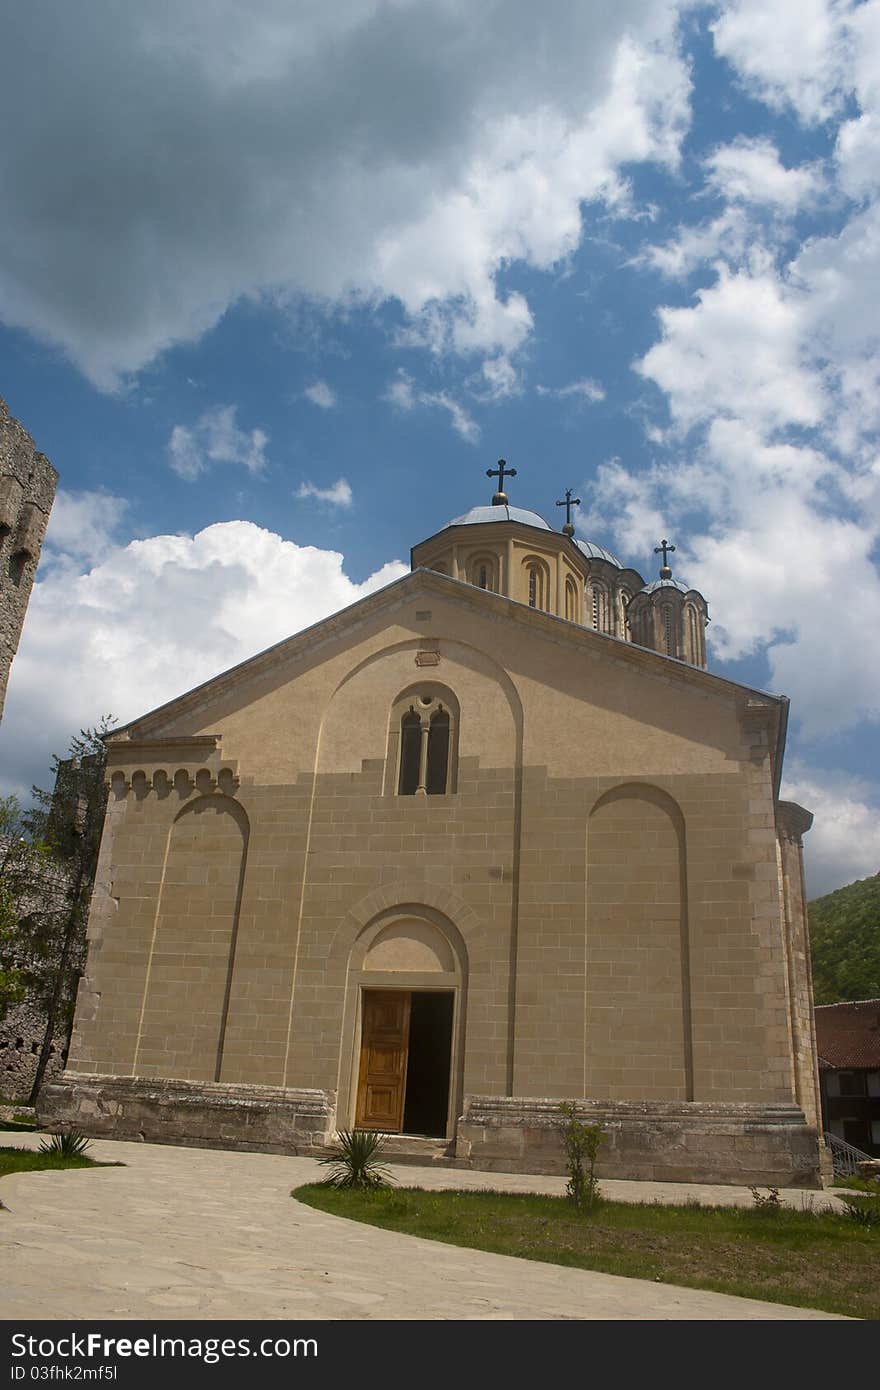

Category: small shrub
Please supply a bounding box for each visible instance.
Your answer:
[840,1195,880,1229]
[748,1186,782,1213]
[558,1104,605,1210]
[318,1129,395,1190]
[38,1130,91,1158]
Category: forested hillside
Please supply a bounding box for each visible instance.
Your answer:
[809,873,880,1005]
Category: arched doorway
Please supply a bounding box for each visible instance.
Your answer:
[341,912,466,1139]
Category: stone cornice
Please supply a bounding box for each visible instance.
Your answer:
[776,799,814,844]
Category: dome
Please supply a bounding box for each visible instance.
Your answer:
[640,577,690,595]
[574,537,622,568]
[446,504,551,530]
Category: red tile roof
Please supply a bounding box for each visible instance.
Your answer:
[815,999,880,1070]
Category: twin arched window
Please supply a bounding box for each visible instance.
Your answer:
[396,691,456,795]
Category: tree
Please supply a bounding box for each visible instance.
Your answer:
[18,720,114,1101]
[0,795,61,1027]
[809,873,880,1005]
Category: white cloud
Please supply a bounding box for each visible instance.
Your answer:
[168,405,269,481]
[711,0,855,125]
[639,210,750,280]
[637,263,824,434]
[296,478,353,507]
[590,414,880,738]
[43,488,129,563]
[782,762,880,897]
[479,356,520,401]
[0,520,407,798]
[0,2,692,387]
[537,377,606,403]
[384,370,480,443]
[705,137,824,211]
[303,380,337,409]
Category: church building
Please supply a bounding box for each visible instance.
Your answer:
[42,465,824,1185]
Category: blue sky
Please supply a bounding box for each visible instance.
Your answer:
[1,1,878,896]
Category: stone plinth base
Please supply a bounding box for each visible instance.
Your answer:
[37,1074,334,1155]
[456,1096,822,1187]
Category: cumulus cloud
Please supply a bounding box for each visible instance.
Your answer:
[168,405,269,481]
[782,762,880,897]
[704,137,824,210]
[303,381,337,409]
[711,0,854,124]
[385,370,480,443]
[0,1,691,388]
[296,479,353,507]
[637,264,824,434]
[43,489,129,564]
[0,521,407,798]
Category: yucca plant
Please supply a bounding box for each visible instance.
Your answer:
[318,1129,394,1189]
[38,1130,91,1158]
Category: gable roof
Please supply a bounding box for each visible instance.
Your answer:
[105,567,790,784]
[815,999,880,1070]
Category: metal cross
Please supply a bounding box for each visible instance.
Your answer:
[556,488,581,533]
[655,539,676,574]
[486,458,517,502]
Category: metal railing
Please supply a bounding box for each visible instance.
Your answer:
[824,1130,872,1178]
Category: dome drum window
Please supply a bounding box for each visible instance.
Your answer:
[524,557,550,611]
[467,553,499,592]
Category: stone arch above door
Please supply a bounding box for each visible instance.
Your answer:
[336,902,469,1138]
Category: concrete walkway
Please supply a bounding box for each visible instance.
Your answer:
[0,1134,847,1320]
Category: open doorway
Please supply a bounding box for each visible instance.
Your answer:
[355,988,454,1137]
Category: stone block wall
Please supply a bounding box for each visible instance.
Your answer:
[0,397,58,721]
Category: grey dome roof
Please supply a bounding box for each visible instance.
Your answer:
[640,577,690,595]
[446,504,551,530]
[574,537,622,568]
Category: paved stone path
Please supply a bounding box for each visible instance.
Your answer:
[0,1135,847,1320]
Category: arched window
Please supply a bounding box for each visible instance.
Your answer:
[685,604,703,666]
[524,558,549,611]
[618,588,631,639]
[468,554,498,592]
[589,583,608,631]
[426,709,450,794]
[564,576,579,622]
[393,689,458,796]
[398,711,422,795]
[663,605,676,657]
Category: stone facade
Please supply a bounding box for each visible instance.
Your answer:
[40,499,822,1184]
[0,397,57,722]
[0,998,67,1101]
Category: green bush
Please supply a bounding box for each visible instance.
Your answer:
[840,1194,880,1229]
[38,1130,91,1158]
[318,1129,395,1190]
[558,1104,605,1210]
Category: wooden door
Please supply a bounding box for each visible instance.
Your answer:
[355,990,411,1131]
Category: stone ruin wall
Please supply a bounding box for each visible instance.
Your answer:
[0,998,67,1102]
[0,396,58,721]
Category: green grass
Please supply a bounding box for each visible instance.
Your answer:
[0,1144,121,1181]
[0,1118,37,1132]
[294,1183,880,1320]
